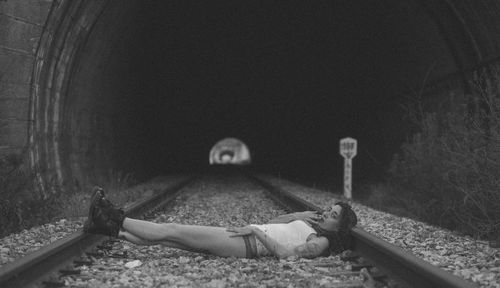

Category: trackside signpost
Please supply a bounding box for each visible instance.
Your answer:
[340,137,357,199]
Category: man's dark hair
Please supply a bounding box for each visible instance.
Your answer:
[313,201,358,255]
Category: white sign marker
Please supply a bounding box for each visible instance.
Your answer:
[340,137,357,199]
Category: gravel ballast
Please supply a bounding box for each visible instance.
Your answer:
[62,176,361,287]
[1,174,498,287]
[0,176,188,267]
[262,175,500,288]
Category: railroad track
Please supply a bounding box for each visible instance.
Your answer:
[0,177,197,288]
[248,174,477,288]
[0,173,477,288]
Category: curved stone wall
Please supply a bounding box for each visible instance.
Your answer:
[1,0,500,196]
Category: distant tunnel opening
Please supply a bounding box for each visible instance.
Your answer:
[209,138,251,165]
[30,0,499,192]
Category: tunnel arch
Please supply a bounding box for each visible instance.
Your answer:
[0,0,498,195]
[29,1,107,194]
[28,0,142,195]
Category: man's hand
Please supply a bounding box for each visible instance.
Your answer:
[226,226,255,237]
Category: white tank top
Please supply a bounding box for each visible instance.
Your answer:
[250,220,316,249]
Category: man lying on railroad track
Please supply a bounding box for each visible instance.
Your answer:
[83,187,358,259]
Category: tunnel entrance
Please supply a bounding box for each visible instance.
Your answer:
[209,138,251,165]
[29,0,492,194]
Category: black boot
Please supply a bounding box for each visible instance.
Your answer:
[83,209,121,237]
[102,204,125,232]
[83,186,124,237]
[99,193,125,228]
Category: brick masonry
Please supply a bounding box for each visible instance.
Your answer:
[0,0,52,155]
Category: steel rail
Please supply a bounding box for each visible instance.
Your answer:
[0,176,196,288]
[248,174,477,288]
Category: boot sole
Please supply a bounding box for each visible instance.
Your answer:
[83,186,105,233]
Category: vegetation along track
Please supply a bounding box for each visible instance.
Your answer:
[0,172,478,287]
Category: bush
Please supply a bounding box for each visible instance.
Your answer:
[386,66,500,239]
[0,153,59,238]
[0,153,136,238]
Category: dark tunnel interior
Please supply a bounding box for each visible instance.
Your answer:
[69,0,458,188]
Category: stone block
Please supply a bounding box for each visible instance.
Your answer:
[0,145,23,157]
[0,120,28,148]
[0,53,34,84]
[0,98,29,119]
[0,15,42,53]
[0,82,30,99]
[0,0,53,25]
